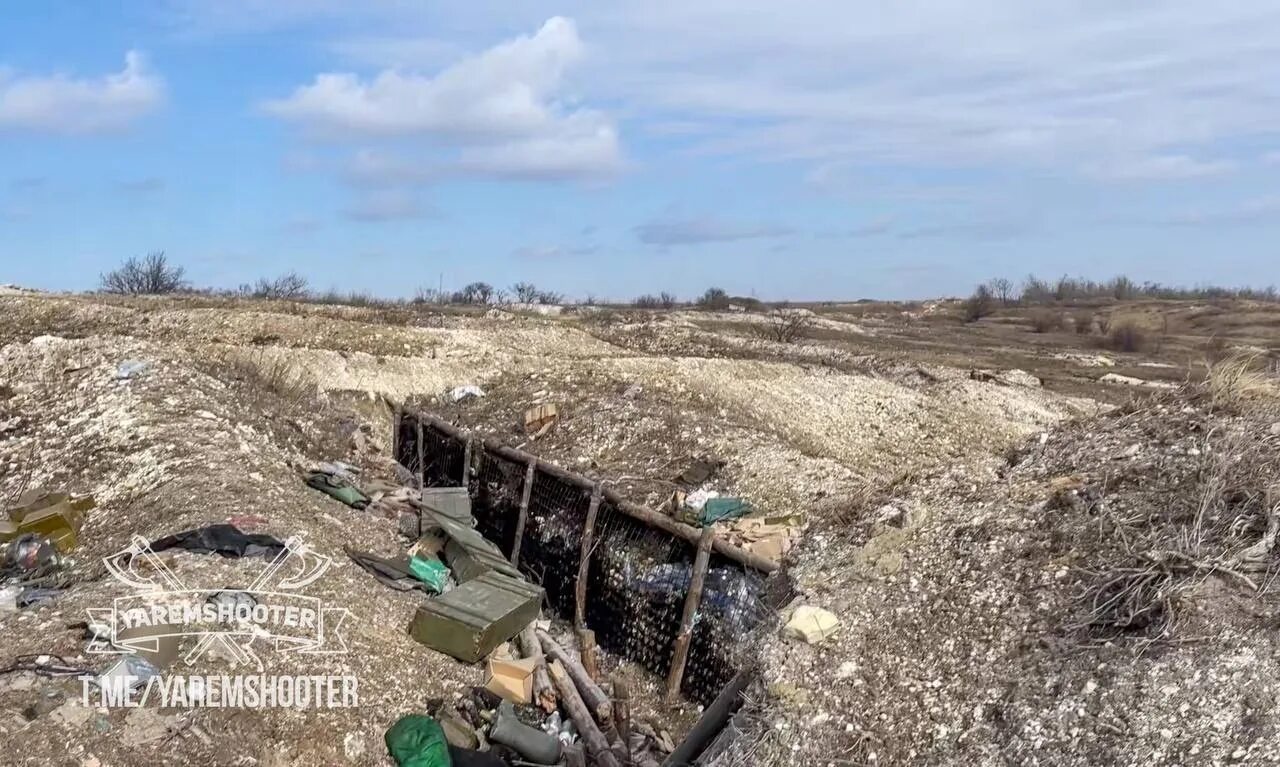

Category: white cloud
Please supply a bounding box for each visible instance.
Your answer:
[1087,154,1236,182]
[266,17,622,181]
[565,1,1280,181]
[1161,196,1280,227]
[513,244,600,258]
[0,51,163,134]
[342,190,432,222]
[205,2,1280,185]
[117,177,166,193]
[635,215,792,246]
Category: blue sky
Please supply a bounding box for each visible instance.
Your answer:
[2,1,1279,301]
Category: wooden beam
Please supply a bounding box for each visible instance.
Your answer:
[510,459,537,567]
[575,483,603,630]
[666,525,716,701]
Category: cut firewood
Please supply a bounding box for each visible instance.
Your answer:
[549,661,621,767]
[537,628,612,723]
[518,623,557,713]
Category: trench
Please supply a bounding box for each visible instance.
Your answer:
[393,410,784,708]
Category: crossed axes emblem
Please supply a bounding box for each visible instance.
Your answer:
[91,534,341,669]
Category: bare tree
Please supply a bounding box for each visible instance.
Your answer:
[658,291,678,309]
[253,271,310,300]
[764,305,815,343]
[451,282,495,304]
[512,282,540,303]
[988,277,1014,305]
[100,251,188,295]
[696,287,730,310]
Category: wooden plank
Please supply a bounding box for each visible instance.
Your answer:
[665,525,716,701]
[510,459,537,567]
[575,483,603,629]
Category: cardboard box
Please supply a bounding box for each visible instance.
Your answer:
[484,656,537,704]
[523,404,559,433]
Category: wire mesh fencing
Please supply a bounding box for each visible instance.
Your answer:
[396,411,779,706]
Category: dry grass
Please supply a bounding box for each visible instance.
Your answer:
[215,348,315,408]
[1202,355,1280,413]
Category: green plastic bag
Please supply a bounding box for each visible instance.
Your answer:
[386,715,452,767]
[699,497,751,525]
[408,556,450,593]
[304,471,370,509]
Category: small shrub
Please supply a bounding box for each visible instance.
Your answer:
[252,271,310,300]
[100,251,188,295]
[1073,312,1095,334]
[1028,309,1065,333]
[763,306,815,343]
[1102,321,1148,353]
[963,284,996,322]
[1203,335,1230,365]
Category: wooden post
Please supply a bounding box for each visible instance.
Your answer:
[613,677,632,765]
[575,484,603,630]
[665,526,716,701]
[415,419,425,493]
[510,459,537,567]
[461,436,473,488]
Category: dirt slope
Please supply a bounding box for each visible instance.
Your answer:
[0,291,1138,766]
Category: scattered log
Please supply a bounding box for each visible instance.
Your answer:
[549,661,621,767]
[537,629,612,723]
[518,624,557,713]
